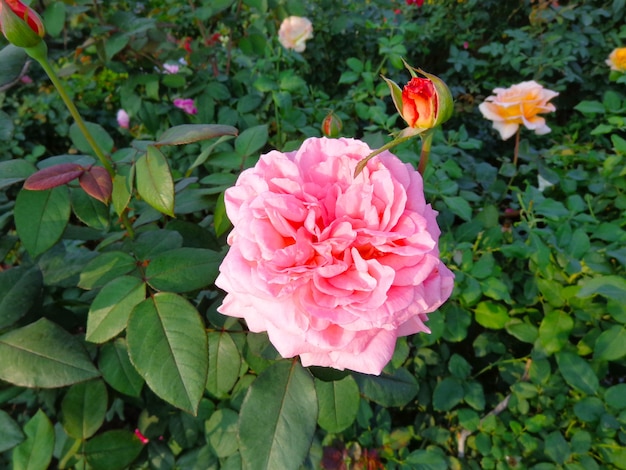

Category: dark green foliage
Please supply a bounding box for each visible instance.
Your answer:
[1,0,626,469]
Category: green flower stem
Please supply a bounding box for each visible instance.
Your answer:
[513,127,521,166]
[354,132,417,178]
[353,127,432,178]
[25,42,136,239]
[24,42,115,177]
[417,130,434,176]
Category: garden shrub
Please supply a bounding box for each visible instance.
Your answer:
[1,0,625,469]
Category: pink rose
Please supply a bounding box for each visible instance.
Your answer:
[278,16,313,52]
[216,137,454,374]
[173,98,197,115]
[116,109,130,128]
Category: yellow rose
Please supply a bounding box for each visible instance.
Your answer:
[606,47,626,72]
[478,80,559,140]
[278,16,313,53]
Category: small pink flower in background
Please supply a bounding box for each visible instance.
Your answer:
[216,137,454,375]
[116,109,130,128]
[278,16,313,52]
[173,98,197,115]
[163,63,179,74]
[20,75,32,84]
[134,428,149,445]
[478,80,559,140]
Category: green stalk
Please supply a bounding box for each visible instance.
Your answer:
[513,127,521,166]
[25,42,136,238]
[354,132,417,178]
[417,130,434,176]
[24,42,115,177]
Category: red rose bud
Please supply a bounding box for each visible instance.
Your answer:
[321,111,342,138]
[383,64,453,130]
[402,77,437,128]
[0,0,45,47]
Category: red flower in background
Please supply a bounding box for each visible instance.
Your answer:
[406,0,425,5]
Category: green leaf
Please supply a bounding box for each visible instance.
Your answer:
[61,379,108,439]
[42,1,66,37]
[78,251,137,290]
[86,276,145,343]
[0,318,99,388]
[539,310,573,354]
[136,146,175,217]
[0,266,42,330]
[0,409,25,452]
[83,430,143,470]
[0,110,14,142]
[0,159,36,190]
[442,196,472,221]
[131,229,183,260]
[594,326,626,361]
[0,45,27,89]
[544,431,571,465]
[127,293,208,414]
[315,375,360,433]
[239,361,318,470]
[146,247,223,292]
[206,332,242,398]
[433,377,464,411]
[70,187,110,231]
[104,33,129,59]
[112,165,134,217]
[442,304,472,342]
[537,278,565,307]
[612,134,626,154]
[353,367,418,407]
[556,351,599,395]
[205,408,239,458]
[234,124,268,157]
[214,191,231,238]
[474,301,510,329]
[156,124,238,146]
[14,187,71,257]
[605,384,626,410]
[98,339,144,397]
[506,320,538,344]
[577,275,626,303]
[11,409,54,470]
[448,354,472,379]
[481,277,512,302]
[69,121,114,155]
[405,448,448,469]
[574,100,605,114]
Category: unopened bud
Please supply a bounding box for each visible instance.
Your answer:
[321,111,342,138]
[0,0,45,48]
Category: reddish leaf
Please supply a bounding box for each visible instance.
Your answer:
[23,163,84,190]
[79,166,113,203]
